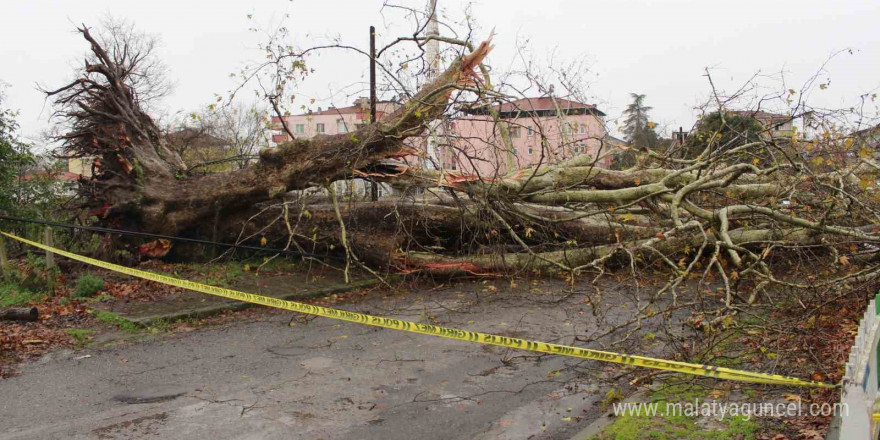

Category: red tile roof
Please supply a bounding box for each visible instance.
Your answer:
[497,97,599,113]
[729,110,791,121]
[464,97,605,117]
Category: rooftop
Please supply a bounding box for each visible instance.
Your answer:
[462,97,606,118]
[729,110,791,121]
[272,98,399,120]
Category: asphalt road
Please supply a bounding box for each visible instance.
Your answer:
[0,279,662,440]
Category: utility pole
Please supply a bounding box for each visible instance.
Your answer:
[369,25,379,202]
[424,0,444,171]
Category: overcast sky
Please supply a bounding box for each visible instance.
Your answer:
[2,0,879,144]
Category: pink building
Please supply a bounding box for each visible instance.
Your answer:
[270,96,610,184]
[446,97,608,176]
[270,98,399,143]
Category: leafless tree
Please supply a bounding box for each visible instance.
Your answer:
[164,102,268,171]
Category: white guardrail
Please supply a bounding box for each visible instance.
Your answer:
[828,293,880,439]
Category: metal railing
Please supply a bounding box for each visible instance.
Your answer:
[829,292,880,439]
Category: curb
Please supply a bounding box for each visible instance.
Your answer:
[127,278,381,327]
[568,390,647,440]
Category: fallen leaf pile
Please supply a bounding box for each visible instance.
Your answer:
[0,290,95,378]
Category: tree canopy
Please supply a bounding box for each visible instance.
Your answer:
[680,110,764,160]
[621,93,659,150]
[0,90,36,214]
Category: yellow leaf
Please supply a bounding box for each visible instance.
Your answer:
[260,237,267,246]
[634,177,641,186]
[839,255,850,266]
[707,389,726,399]
[730,271,739,280]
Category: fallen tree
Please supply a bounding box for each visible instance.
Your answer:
[46,22,880,308]
[47,25,492,238]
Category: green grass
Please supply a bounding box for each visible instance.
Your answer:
[95,310,139,332]
[0,281,46,307]
[254,257,297,273]
[65,328,95,346]
[590,385,760,440]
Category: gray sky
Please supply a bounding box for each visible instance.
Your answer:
[2,0,879,143]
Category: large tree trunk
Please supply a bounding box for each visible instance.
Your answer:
[48,25,880,301]
[49,26,493,237]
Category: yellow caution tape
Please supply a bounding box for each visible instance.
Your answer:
[3,231,835,388]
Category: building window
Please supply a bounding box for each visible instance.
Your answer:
[295,124,305,134]
[527,126,534,137]
[563,124,572,134]
[580,124,587,134]
[528,146,534,155]
[337,119,348,133]
[450,162,457,170]
[316,123,325,134]
[509,126,521,138]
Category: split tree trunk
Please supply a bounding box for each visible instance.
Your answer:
[50,26,493,238]
[46,25,880,291]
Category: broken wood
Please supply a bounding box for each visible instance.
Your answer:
[47,25,494,239]
[44,22,880,307]
[0,307,38,322]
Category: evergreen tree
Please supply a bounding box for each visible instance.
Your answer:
[621,93,659,150]
[681,110,763,160]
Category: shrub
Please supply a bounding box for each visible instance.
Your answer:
[74,274,104,298]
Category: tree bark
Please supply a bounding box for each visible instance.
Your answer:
[0,307,38,322]
[50,27,493,237]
